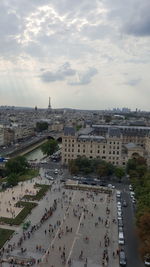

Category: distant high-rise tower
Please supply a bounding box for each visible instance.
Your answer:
[48,97,51,110]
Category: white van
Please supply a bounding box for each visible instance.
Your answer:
[119,232,125,245]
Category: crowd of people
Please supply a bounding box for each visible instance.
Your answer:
[0,175,119,267]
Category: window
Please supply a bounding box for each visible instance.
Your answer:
[117,151,119,155]
[117,146,119,149]
[103,145,105,149]
[113,142,115,144]
[72,149,74,152]
[97,150,100,153]
[109,151,111,154]
[83,149,85,153]
[103,150,105,154]
[113,151,115,154]
[78,149,80,152]
[78,144,80,147]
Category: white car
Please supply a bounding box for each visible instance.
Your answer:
[46,174,54,180]
[132,197,136,204]
[118,232,125,245]
[144,255,150,266]
[129,184,133,191]
[116,190,121,198]
[117,211,122,217]
[54,169,58,174]
[108,184,115,189]
[130,191,135,196]
[117,206,122,212]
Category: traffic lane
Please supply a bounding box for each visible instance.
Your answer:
[122,191,144,267]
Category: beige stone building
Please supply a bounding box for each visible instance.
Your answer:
[61,125,150,166]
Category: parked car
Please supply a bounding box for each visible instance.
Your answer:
[119,250,127,266]
[117,211,122,217]
[122,200,128,207]
[54,169,58,174]
[118,226,123,233]
[129,184,133,191]
[118,219,123,227]
[117,206,122,212]
[118,232,125,245]
[116,190,121,198]
[144,254,150,266]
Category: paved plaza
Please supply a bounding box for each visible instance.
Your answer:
[0,180,40,218]
[0,171,119,267]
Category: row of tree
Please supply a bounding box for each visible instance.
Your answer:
[68,156,125,180]
[5,156,29,186]
[127,157,150,258]
[1,140,59,187]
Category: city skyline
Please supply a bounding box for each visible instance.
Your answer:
[0,0,150,110]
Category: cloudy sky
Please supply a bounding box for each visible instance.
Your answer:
[0,0,150,110]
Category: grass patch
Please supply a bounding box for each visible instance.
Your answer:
[18,169,39,182]
[0,201,37,226]
[0,228,14,249]
[23,183,51,201]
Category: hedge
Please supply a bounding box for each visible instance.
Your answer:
[0,201,37,226]
[23,183,51,201]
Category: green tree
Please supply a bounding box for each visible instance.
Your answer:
[76,125,82,131]
[68,160,79,174]
[5,156,29,175]
[115,167,125,180]
[36,121,48,132]
[7,173,19,186]
[41,139,59,156]
[96,164,108,178]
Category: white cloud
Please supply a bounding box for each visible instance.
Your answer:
[0,0,150,110]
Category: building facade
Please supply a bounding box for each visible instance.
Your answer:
[61,125,150,166]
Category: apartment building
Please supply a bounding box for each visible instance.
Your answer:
[0,126,4,146]
[61,125,149,166]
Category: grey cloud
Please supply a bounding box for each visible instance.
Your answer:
[105,0,150,37]
[125,78,142,86]
[40,62,76,83]
[69,67,98,86]
[123,2,150,36]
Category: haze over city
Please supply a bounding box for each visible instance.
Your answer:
[0,0,150,110]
